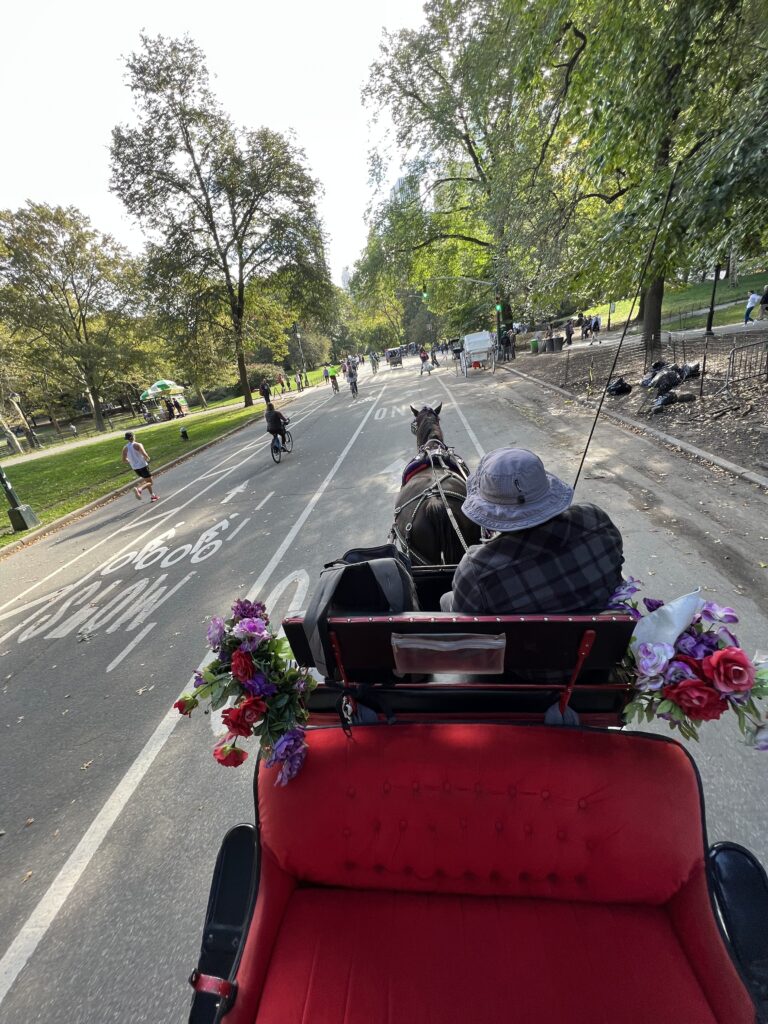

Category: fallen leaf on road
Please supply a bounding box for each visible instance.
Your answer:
[24,818,34,827]
[21,871,33,883]
[135,685,155,695]
[760,563,768,569]
[80,760,94,771]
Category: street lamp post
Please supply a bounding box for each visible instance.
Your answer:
[0,463,40,532]
[294,325,306,373]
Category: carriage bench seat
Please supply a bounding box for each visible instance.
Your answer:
[283,612,637,725]
[221,723,755,1024]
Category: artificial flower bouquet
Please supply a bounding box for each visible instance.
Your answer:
[609,579,768,747]
[174,598,316,784]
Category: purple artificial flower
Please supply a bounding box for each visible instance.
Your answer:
[193,670,206,688]
[676,630,719,660]
[753,725,768,751]
[243,672,278,698]
[635,641,675,678]
[663,660,700,684]
[643,597,665,613]
[266,727,308,786]
[635,674,666,692]
[608,576,643,607]
[700,602,739,625]
[276,748,307,786]
[231,598,269,624]
[206,616,226,650]
[715,625,740,648]
[232,617,270,651]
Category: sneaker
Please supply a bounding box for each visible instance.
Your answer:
[150,495,159,502]
[134,487,142,500]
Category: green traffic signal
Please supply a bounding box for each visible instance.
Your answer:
[495,302,503,312]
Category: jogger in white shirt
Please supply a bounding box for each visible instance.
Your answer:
[122,431,158,502]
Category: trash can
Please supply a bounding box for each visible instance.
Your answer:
[544,338,555,353]
[530,339,539,354]
[554,336,564,352]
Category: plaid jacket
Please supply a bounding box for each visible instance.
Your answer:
[446,503,624,615]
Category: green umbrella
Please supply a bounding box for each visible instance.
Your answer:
[149,379,185,395]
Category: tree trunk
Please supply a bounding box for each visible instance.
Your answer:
[0,418,24,455]
[636,289,646,324]
[233,317,253,406]
[196,385,208,409]
[87,386,106,432]
[728,244,738,288]
[46,403,62,434]
[642,275,665,353]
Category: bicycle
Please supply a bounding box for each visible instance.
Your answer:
[349,378,359,399]
[270,420,293,464]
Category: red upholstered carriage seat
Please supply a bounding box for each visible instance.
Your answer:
[222,724,755,1024]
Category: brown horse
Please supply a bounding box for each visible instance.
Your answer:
[390,404,481,565]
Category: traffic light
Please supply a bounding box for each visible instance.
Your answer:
[422,282,428,300]
[495,301,503,312]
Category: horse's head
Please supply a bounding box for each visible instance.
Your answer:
[410,403,443,446]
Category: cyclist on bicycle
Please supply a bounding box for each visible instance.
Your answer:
[347,364,359,397]
[264,403,289,449]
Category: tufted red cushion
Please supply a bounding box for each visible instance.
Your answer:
[258,723,705,905]
[222,724,755,1024]
[253,889,727,1024]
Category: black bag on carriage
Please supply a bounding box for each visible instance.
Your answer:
[303,546,419,680]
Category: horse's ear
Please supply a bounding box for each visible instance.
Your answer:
[434,402,442,417]
[410,404,420,417]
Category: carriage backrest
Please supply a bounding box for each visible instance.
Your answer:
[257,722,707,906]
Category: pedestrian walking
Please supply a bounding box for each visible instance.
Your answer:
[589,315,601,345]
[757,286,768,321]
[303,372,309,389]
[294,372,303,392]
[259,380,271,404]
[323,366,330,385]
[69,422,78,437]
[122,431,158,502]
[565,320,574,346]
[172,397,184,417]
[745,290,761,324]
[164,398,175,419]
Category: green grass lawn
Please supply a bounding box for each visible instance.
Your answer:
[0,406,262,547]
[590,272,767,326]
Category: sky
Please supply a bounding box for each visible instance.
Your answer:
[0,0,425,284]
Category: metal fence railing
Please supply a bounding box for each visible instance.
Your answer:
[717,338,768,394]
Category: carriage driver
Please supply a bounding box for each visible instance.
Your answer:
[264,402,288,449]
[440,448,624,614]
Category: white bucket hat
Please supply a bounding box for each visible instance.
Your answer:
[462,448,573,532]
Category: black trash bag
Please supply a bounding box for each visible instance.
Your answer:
[680,362,700,381]
[641,361,668,387]
[652,366,683,394]
[676,392,696,403]
[607,377,632,396]
[651,392,678,413]
[651,359,667,371]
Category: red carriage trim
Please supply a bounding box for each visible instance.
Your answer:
[189,969,235,1001]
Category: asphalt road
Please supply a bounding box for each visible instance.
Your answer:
[0,356,766,1023]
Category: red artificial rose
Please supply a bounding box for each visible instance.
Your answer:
[213,737,249,767]
[663,678,728,722]
[230,649,255,683]
[221,697,266,737]
[700,647,755,695]
[174,695,197,717]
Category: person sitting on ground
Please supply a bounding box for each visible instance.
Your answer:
[264,402,288,449]
[440,447,624,615]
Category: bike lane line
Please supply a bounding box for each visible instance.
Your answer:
[0,395,333,631]
[0,380,388,1009]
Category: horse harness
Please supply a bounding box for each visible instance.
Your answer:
[391,439,471,565]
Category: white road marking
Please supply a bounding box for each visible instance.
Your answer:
[0,383,387,1007]
[221,481,249,504]
[0,397,333,625]
[435,376,486,459]
[106,622,157,673]
[225,517,251,544]
[254,491,274,511]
